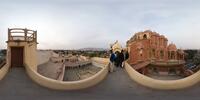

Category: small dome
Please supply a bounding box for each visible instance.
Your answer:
[168,43,177,51]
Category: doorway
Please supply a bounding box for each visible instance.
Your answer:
[11,47,24,67]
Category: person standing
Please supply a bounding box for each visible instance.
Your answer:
[114,51,120,67]
[119,50,125,68]
[122,48,129,68]
[109,50,116,72]
[124,48,129,60]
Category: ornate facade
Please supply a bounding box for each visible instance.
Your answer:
[127,30,185,65]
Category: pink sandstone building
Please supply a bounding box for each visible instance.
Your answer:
[127,30,187,76]
[127,30,184,65]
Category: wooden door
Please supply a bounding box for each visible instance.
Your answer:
[11,47,24,67]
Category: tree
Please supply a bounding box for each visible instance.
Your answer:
[184,50,197,62]
[193,51,200,65]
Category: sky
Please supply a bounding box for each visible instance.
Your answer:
[0,0,200,49]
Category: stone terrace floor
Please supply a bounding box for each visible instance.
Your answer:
[38,61,63,80]
[0,67,200,100]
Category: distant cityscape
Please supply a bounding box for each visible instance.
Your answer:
[1,48,200,60]
[1,48,200,70]
[0,48,110,60]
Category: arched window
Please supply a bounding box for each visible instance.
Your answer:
[171,51,175,59]
[168,51,170,59]
[160,50,164,59]
[153,67,158,74]
[143,34,147,39]
[152,49,156,58]
[169,68,176,75]
[137,36,140,39]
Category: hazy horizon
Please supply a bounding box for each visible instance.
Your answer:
[1,0,200,49]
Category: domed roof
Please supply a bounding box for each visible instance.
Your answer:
[143,30,152,33]
[168,43,177,51]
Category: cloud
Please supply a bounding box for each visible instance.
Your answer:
[0,0,200,49]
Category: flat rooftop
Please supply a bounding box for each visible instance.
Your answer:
[0,67,199,100]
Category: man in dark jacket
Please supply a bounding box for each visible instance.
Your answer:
[124,49,129,60]
[114,51,120,67]
[122,48,129,68]
[118,50,124,68]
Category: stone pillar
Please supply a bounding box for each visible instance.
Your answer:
[175,51,177,60]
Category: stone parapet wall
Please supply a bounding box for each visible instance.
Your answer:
[0,64,10,80]
[37,50,52,65]
[125,62,200,90]
[24,57,109,90]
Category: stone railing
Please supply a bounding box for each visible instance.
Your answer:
[125,62,200,90]
[150,60,185,66]
[91,57,109,68]
[8,28,37,42]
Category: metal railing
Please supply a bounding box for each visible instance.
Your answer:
[8,28,37,42]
